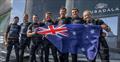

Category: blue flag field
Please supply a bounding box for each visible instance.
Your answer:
[36,24,101,60]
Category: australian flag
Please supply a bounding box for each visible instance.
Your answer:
[36,24,101,60]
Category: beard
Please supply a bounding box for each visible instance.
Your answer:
[83,18,92,23]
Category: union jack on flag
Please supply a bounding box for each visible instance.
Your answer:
[36,25,68,37]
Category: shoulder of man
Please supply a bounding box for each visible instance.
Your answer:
[17,24,21,27]
[29,23,34,27]
[20,23,23,26]
[6,23,12,30]
[28,22,32,25]
[39,21,45,26]
[8,23,12,26]
[8,23,14,28]
[94,18,103,22]
[16,24,21,29]
[66,16,72,18]
[63,16,71,20]
[93,18,105,25]
[94,18,100,21]
[28,23,34,29]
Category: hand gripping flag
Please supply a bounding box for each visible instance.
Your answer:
[36,24,101,60]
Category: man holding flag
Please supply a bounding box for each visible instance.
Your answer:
[27,15,44,62]
[42,12,58,62]
[55,7,72,62]
[81,10,111,62]
[71,8,82,62]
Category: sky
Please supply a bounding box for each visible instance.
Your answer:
[10,0,118,35]
[10,0,25,24]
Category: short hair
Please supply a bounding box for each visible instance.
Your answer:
[45,11,52,14]
[24,14,28,17]
[32,15,37,17]
[72,8,79,12]
[60,7,67,11]
[83,10,92,15]
[14,16,19,19]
